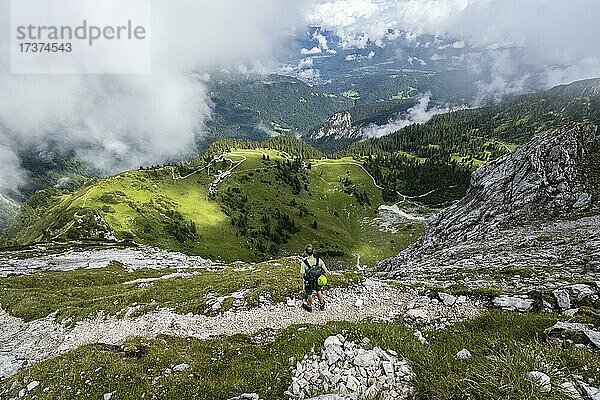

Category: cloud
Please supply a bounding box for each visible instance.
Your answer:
[307,0,600,90]
[452,40,465,49]
[362,92,453,138]
[298,57,314,69]
[0,142,25,194]
[301,46,322,55]
[276,57,323,85]
[0,0,305,193]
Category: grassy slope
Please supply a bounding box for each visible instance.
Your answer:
[0,259,362,323]
[1,150,420,265]
[2,312,599,400]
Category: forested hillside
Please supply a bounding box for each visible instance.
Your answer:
[207,136,324,160]
[201,74,351,145]
[338,78,600,205]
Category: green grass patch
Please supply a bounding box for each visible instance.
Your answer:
[435,283,504,298]
[0,260,362,323]
[2,150,421,265]
[3,312,600,399]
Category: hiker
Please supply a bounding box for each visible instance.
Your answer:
[300,244,329,312]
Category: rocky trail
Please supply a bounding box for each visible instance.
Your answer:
[0,271,483,379]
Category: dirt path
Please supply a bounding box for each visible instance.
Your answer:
[0,279,482,378]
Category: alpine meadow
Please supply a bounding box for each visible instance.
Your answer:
[1,1,600,400]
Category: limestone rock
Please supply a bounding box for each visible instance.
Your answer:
[286,334,414,400]
[492,296,533,312]
[438,292,457,306]
[553,289,571,310]
[375,125,600,285]
[584,330,600,350]
[173,363,189,373]
[524,371,551,393]
[455,349,472,360]
[559,381,584,400]
[579,383,600,400]
[569,284,595,301]
[544,321,594,337]
[227,394,261,400]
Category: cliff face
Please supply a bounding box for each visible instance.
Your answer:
[420,124,597,248]
[310,111,364,141]
[375,124,600,279]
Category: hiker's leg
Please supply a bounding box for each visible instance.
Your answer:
[316,291,324,303]
[307,294,313,306]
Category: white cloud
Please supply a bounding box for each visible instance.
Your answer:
[408,56,427,66]
[312,31,330,51]
[307,0,600,89]
[298,57,314,68]
[362,92,454,138]
[301,46,322,55]
[0,0,305,192]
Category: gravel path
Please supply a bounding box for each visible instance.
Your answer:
[0,279,483,378]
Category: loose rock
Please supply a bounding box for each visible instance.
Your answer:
[524,371,551,393]
[455,349,472,360]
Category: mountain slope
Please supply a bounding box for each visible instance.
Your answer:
[334,78,600,206]
[0,194,19,230]
[202,74,351,144]
[1,146,421,264]
[307,98,418,152]
[375,124,600,288]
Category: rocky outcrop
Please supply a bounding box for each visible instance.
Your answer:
[0,243,215,277]
[421,123,598,248]
[285,335,414,400]
[376,124,600,282]
[310,112,364,141]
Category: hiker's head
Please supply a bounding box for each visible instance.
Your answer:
[305,244,314,256]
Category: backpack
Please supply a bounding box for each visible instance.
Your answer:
[303,257,323,282]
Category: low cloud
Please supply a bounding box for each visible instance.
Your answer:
[307,0,600,94]
[0,0,304,193]
[362,92,454,138]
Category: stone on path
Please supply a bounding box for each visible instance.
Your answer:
[438,292,457,306]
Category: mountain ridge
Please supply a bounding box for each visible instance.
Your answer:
[375,123,600,278]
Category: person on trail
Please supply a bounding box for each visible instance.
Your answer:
[300,244,329,312]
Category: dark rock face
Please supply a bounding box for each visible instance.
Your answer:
[376,124,600,284]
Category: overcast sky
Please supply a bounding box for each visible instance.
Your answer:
[0,0,598,194]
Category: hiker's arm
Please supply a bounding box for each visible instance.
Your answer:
[322,261,330,275]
